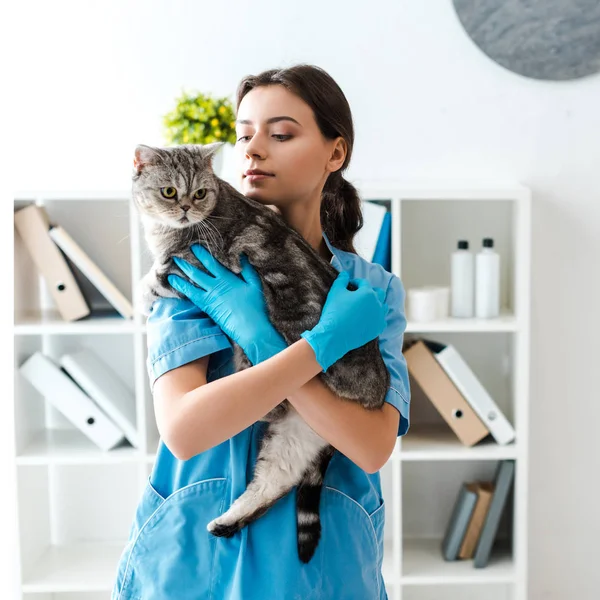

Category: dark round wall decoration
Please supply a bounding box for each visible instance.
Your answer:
[452,0,600,80]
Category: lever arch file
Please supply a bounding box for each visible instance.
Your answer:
[48,225,134,319]
[354,201,388,263]
[60,348,139,448]
[14,204,90,321]
[19,352,126,451]
[432,342,516,445]
[404,339,490,446]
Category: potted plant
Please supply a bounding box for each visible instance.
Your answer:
[163,89,237,174]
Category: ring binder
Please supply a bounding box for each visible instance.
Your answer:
[48,225,134,319]
[19,352,126,451]
[14,205,90,321]
[404,339,490,446]
[59,348,139,448]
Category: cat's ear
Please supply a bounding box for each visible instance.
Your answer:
[202,142,225,163]
[133,145,160,175]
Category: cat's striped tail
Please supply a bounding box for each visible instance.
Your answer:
[296,446,334,563]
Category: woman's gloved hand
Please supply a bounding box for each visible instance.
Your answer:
[168,244,287,366]
[301,270,388,373]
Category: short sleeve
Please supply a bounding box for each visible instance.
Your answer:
[146,297,233,391]
[379,275,411,436]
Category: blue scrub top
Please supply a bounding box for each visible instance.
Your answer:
[112,232,410,600]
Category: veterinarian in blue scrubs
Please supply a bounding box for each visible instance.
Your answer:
[111,65,410,600]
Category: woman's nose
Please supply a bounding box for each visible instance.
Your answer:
[245,135,266,159]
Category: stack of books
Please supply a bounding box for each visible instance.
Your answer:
[19,349,138,452]
[14,203,134,321]
[442,460,515,568]
[403,338,516,447]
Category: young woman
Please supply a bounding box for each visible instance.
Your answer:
[112,64,410,600]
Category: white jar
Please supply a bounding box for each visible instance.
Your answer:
[407,286,450,322]
[407,288,438,322]
[475,238,500,318]
[451,240,474,318]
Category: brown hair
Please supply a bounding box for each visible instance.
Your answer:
[235,64,363,254]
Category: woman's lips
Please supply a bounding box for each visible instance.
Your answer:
[245,173,274,183]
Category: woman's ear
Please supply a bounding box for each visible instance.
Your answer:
[326,137,347,174]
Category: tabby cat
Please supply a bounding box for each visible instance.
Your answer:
[132,142,389,563]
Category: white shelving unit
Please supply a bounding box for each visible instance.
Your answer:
[12,182,531,600]
[357,180,531,600]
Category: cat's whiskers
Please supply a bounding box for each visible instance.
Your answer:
[203,218,225,250]
[197,221,218,255]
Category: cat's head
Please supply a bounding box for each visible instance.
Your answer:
[131,143,223,228]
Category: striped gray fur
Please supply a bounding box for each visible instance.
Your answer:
[132,143,389,563]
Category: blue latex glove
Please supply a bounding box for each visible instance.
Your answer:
[168,245,287,365]
[300,270,388,372]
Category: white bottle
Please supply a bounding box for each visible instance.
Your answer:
[475,237,500,318]
[451,240,474,318]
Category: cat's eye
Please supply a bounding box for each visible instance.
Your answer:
[193,189,207,200]
[160,187,177,199]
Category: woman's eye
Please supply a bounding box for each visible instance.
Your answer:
[160,187,177,199]
[236,134,292,142]
[193,189,207,200]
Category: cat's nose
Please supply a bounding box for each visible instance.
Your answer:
[180,204,191,212]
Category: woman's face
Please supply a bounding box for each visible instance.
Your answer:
[234,85,342,208]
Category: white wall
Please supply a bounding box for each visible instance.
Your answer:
[6,1,600,597]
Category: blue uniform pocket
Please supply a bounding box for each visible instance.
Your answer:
[112,477,165,599]
[320,487,386,600]
[113,477,227,600]
[368,499,386,596]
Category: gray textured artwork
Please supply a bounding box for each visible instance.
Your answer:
[453,0,600,80]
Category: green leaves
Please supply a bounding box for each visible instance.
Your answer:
[163,90,237,146]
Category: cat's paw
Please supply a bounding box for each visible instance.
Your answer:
[136,269,165,316]
[207,516,242,538]
[136,284,158,317]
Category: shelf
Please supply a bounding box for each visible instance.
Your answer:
[401,538,514,585]
[14,312,518,335]
[14,309,137,335]
[356,179,530,201]
[21,541,124,593]
[406,312,519,333]
[16,429,142,465]
[132,428,522,465]
[18,538,513,593]
[14,190,131,202]
[397,426,518,461]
